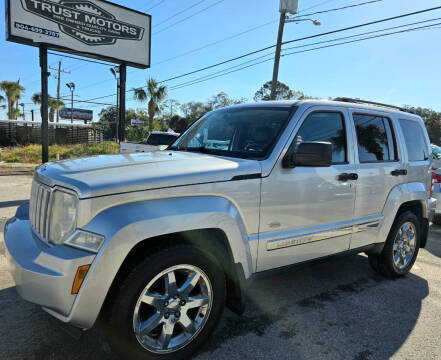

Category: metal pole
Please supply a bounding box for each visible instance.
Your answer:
[116,77,120,142]
[57,61,61,122]
[270,12,286,100]
[118,63,126,143]
[70,89,74,124]
[40,45,49,163]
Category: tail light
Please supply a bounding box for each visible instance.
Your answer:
[431,169,441,197]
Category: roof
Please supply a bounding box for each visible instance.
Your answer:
[223,99,421,119]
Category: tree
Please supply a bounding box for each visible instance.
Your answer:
[169,115,190,133]
[133,78,168,132]
[254,81,305,102]
[98,106,119,140]
[0,80,25,119]
[0,94,5,110]
[31,93,65,122]
[206,92,246,110]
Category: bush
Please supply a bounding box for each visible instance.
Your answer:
[0,142,119,163]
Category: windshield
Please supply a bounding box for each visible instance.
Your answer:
[432,145,441,159]
[171,107,294,159]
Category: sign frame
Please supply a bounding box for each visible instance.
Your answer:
[5,0,151,69]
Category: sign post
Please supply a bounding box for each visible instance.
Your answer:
[118,63,126,143]
[39,45,49,163]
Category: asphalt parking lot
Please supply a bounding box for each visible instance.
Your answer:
[1,176,441,360]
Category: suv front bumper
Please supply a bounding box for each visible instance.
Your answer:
[4,204,95,324]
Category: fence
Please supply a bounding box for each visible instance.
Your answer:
[0,120,104,146]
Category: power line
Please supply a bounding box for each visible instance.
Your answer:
[290,0,384,19]
[170,21,441,92]
[154,0,208,28]
[71,6,441,103]
[145,0,166,12]
[153,0,226,35]
[283,16,441,51]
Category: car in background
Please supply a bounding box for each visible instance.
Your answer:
[120,131,180,154]
[431,144,441,169]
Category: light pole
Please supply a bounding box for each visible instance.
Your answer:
[66,82,75,124]
[110,66,120,142]
[19,103,25,120]
[270,1,321,100]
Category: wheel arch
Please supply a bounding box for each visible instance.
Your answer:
[380,182,429,248]
[66,196,253,329]
[103,228,247,317]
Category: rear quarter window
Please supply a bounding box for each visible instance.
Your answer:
[399,119,429,161]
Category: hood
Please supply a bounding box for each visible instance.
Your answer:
[34,151,262,198]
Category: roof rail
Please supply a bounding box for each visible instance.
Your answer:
[333,97,415,114]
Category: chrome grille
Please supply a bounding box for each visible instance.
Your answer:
[29,180,52,240]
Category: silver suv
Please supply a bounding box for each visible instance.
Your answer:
[4,98,435,360]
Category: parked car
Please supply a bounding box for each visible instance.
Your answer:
[431,144,441,169]
[4,98,435,360]
[120,131,179,154]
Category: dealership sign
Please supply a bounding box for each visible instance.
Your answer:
[60,107,93,121]
[6,0,151,68]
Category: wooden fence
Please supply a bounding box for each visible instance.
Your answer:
[0,120,103,146]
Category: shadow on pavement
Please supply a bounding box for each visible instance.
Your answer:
[426,224,441,258]
[0,254,429,360]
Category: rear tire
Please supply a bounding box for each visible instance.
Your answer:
[106,245,226,360]
[368,211,420,278]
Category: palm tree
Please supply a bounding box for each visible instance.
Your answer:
[0,81,25,119]
[32,93,65,122]
[48,98,65,122]
[133,78,167,131]
[0,94,5,110]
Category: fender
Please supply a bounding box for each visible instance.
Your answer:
[59,195,254,329]
[378,182,428,243]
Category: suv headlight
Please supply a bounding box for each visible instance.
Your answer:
[48,190,78,244]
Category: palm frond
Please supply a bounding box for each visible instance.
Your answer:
[133,87,148,102]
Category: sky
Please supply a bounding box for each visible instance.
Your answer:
[1,0,441,122]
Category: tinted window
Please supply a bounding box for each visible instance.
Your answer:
[146,134,178,146]
[400,119,428,161]
[354,114,396,162]
[293,112,346,163]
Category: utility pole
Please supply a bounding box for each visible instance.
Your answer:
[66,82,75,124]
[31,109,34,122]
[271,1,320,100]
[270,11,287,100]
[49,61,70,122]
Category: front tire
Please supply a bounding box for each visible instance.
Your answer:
[106,245,226,360]
[369,211,420,278]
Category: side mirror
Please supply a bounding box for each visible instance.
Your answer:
[282,141,332,168]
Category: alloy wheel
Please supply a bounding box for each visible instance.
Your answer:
[132,264,213,353]
[393,222,417,270]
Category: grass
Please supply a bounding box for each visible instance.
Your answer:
[0,142,119,163]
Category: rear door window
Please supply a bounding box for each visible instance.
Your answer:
[353,114,397,162]
[399,119,428,161]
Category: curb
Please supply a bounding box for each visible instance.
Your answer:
[0,163,37,176]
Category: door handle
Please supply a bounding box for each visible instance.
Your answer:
[391,169,407,176]
[338,173,358,181]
